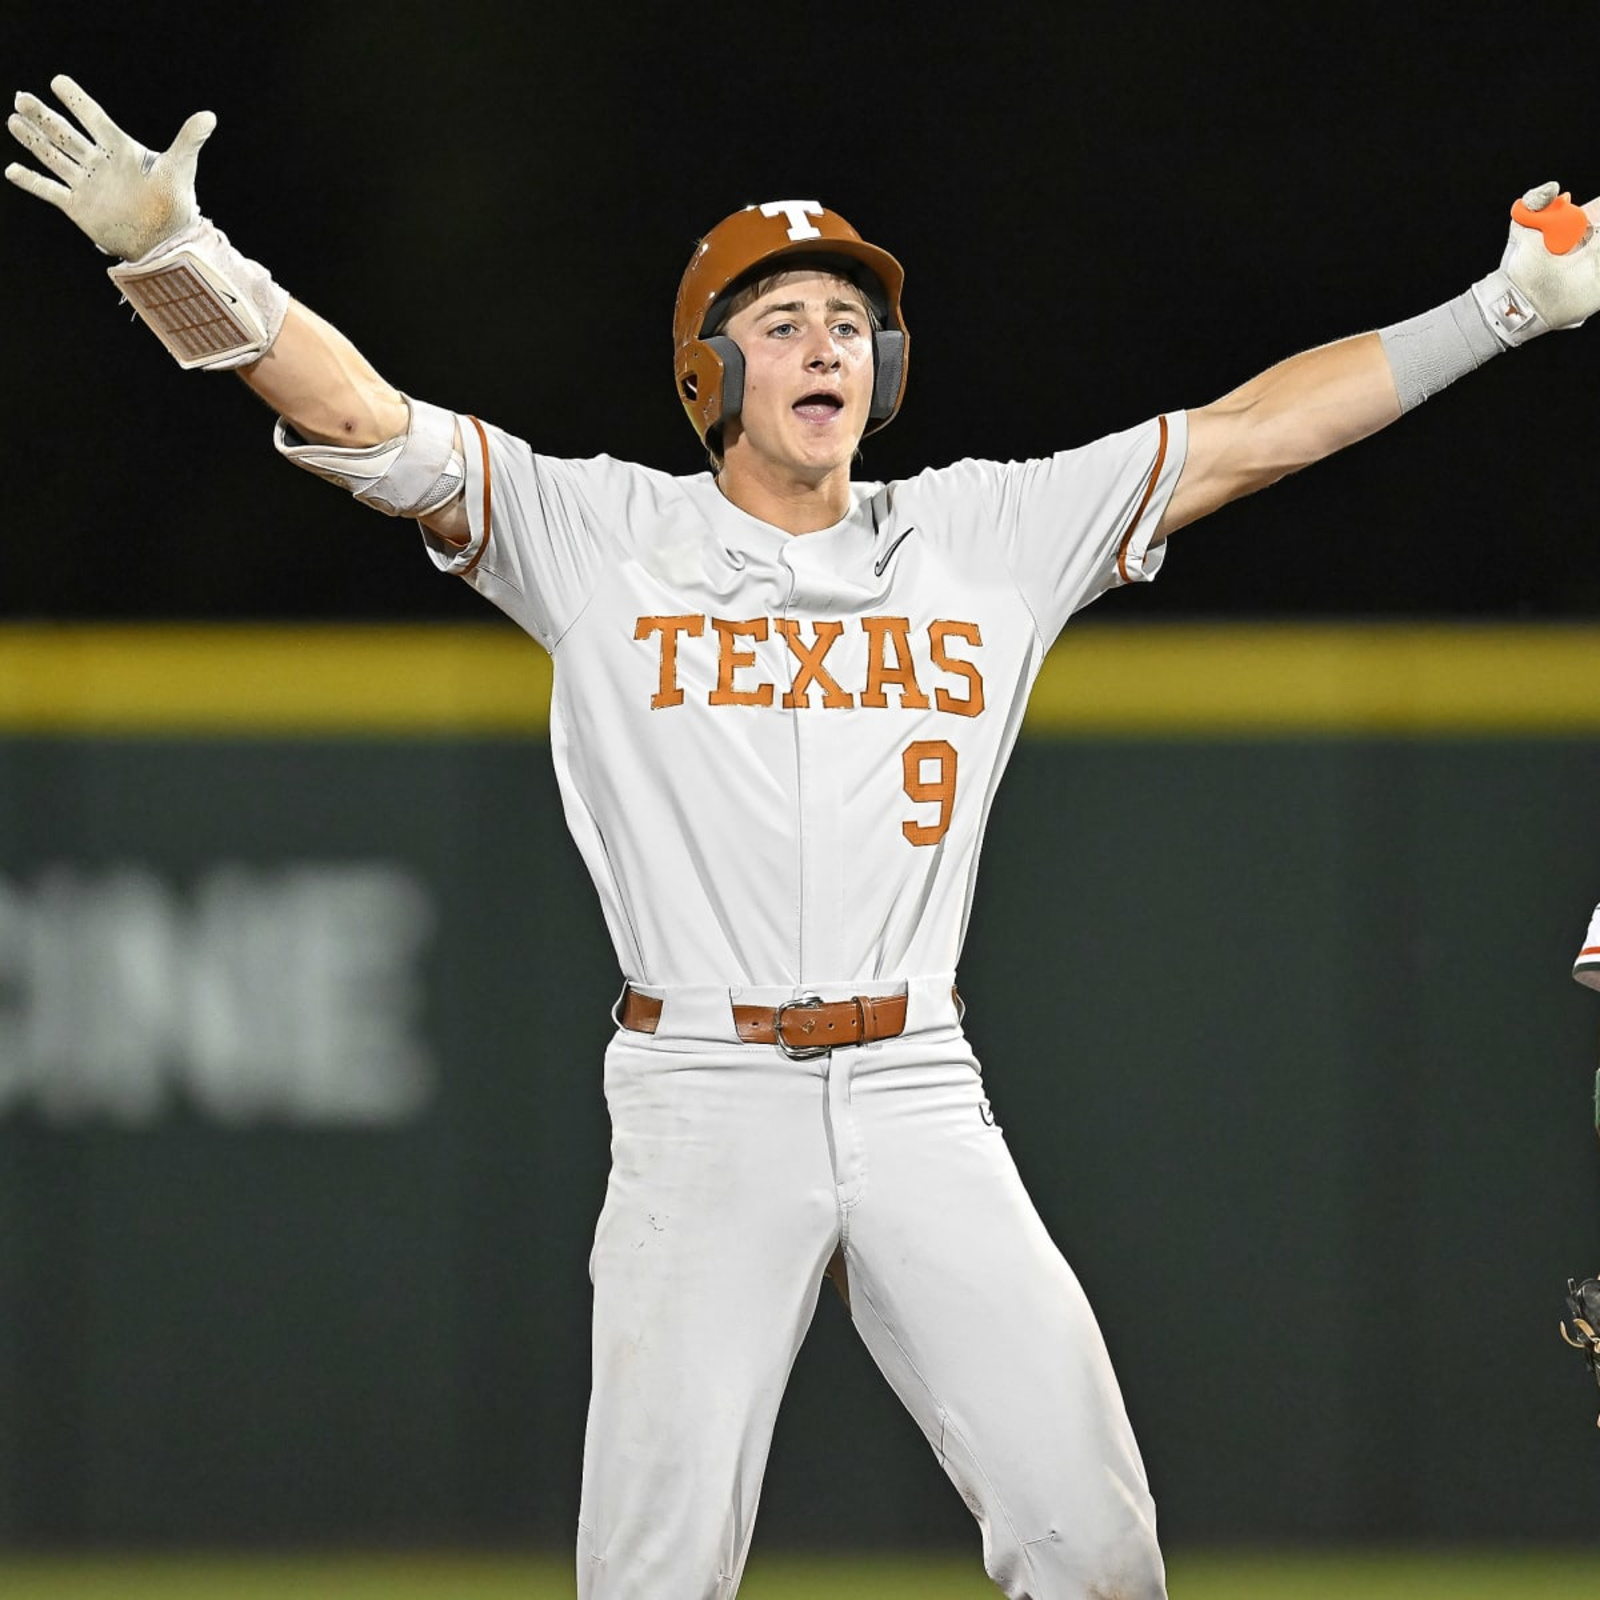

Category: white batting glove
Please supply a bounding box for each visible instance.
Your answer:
[1472,180,1600,346]
[5,74,215,260]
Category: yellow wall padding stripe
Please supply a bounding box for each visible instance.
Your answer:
[0,623,1596,737]
[1030,623,1600,735]
[0,626,553,735]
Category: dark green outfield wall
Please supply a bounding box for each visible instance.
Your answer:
[2,733,1599,1550]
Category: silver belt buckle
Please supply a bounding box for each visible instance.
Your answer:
[773,992,830,1059]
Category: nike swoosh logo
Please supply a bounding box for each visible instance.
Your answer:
[874,526,916,576]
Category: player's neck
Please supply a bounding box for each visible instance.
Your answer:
[714,455,852,534]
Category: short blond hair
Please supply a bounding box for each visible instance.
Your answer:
[710,262,884,336]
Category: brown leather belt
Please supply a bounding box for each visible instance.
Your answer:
[618,984,910,1058]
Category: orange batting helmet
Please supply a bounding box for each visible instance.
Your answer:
[672,200,909,450]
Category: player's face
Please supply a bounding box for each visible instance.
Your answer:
[719,271,876,489]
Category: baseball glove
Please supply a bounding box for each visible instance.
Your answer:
[1560,1277,1600,1413]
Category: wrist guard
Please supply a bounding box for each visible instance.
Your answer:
[107,216,289,370]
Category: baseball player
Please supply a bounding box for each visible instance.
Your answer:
[10,75,1600,1600]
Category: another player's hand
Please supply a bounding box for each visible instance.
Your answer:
[5,75,214,260]
[1473,180,1600,346]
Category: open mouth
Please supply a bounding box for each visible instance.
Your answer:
[792,392,844,423]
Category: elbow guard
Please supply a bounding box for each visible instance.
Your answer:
[273,397,464,518]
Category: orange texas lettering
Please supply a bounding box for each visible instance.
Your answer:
[634,614,985,717]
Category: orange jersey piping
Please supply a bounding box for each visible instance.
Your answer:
[459,415,493,579]
[1117,413,1170,585]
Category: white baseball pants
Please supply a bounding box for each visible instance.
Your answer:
[576,1014,1165,1600]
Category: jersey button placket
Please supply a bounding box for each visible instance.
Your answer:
[781,553,845,983]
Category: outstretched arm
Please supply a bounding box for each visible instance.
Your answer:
[241,304,472,547]
[1157,185,1600,538]
[242,301,409,449]
[1157,333,1400,537]
[6,76,470,546]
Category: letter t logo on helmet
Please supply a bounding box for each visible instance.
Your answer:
[758,200,825,241]
[672,200,909,454]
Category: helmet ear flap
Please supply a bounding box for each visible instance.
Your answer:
[702,334,745,421]
[869,329,906,423]
[677,334,747,441]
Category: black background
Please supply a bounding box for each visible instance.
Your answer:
[4,0,1598,623]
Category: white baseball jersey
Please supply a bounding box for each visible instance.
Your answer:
[425,413,1188,994]
[1577,902,1600,990]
